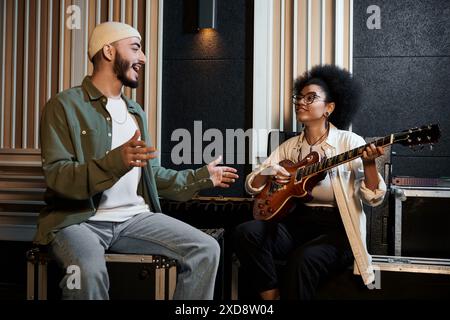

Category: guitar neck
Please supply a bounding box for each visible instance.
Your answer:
[297,134,394,178]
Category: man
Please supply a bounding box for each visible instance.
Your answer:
[35,22,239,300]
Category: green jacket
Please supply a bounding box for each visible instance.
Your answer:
[35,76,213,245]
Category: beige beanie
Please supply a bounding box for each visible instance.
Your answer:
[88,22,141,61]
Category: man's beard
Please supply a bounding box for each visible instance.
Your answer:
[113,51,139,89]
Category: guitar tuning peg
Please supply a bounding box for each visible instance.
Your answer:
[430,144,434,151]
[427,136,431,140]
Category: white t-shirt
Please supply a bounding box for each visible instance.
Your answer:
[89,97,150,222]
[299,139,337,207]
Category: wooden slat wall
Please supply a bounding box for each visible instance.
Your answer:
[252,0,353,165]
[285,0,352,131]
[0,0,162,232]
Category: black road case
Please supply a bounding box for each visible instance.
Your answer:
[26,228,224,300]
[26,248,177,300]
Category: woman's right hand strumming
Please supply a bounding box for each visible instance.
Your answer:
[251,164,292,188]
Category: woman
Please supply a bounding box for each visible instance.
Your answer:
[233,64,387,300]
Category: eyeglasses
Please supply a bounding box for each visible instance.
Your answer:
[292,92,325,106]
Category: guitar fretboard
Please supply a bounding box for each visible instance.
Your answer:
[296,135,393,180]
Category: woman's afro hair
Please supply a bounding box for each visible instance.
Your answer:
[293,64,361,130]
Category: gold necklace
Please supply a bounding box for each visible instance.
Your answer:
[304,127,329,153]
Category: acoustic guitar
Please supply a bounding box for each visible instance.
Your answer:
[253,124,441,221]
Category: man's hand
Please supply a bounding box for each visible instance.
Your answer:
[120,130,158,168]
[207,155,239,188]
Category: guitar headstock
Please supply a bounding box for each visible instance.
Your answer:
[394,124,441,147]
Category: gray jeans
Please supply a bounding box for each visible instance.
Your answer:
[50,212,220,300]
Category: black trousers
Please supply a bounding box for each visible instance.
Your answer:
[233,204,353,300]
